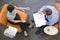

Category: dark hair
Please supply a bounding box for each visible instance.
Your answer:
[44,8,52,15]
[7,5,15,13]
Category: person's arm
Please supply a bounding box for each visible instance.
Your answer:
[37,5,47,14]
[14,6,30,10]
[7,17,26,23]
[7,17,21,23]
[39,5,47,12]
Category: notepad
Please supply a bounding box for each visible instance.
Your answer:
[4,26,17,38]
[33,13,47,27]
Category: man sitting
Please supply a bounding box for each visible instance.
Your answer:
[35,5,59,34]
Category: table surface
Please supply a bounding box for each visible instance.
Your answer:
[44,26,58,35]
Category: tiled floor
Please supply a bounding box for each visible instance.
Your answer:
[0,0,60,40]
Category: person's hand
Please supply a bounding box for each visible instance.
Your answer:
[38,11,42,14]
[14,20,21,23]
[25,7,30,10]
[21,20,26,23]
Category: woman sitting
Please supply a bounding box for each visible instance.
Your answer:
[6,4,32,36]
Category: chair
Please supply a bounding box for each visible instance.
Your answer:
[53,3,60,28]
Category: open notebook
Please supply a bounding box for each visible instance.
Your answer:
[33,12,47,27]
[4,26,17,38]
